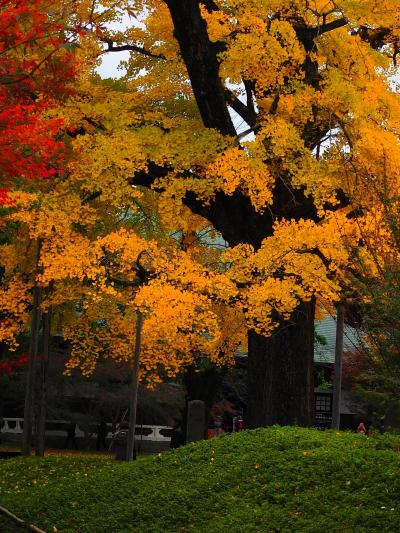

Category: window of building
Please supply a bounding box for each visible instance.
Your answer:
[315,394,332,412]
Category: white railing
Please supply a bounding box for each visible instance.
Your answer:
[1,418,172,442]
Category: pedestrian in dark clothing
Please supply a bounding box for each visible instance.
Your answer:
[170,417,185,449]
[96,420,108,451]
[64,421,78,449]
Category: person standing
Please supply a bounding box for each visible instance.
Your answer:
[170,417,185,449]
[64,421,78,449]
[96,420,108,451]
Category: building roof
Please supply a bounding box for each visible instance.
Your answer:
[315,315,362,364]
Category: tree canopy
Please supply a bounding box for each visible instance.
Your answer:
[1,0,400,427]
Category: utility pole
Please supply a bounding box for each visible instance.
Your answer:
[331,302,345,430]
[102,249,151,461]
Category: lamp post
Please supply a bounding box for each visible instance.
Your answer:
[126,251,152,460]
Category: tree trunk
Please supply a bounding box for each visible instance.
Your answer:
[35,307,52,457]
[247,300,315,428]
[22,283,41,456]
[165,0,236,136]
[159,1,329,429]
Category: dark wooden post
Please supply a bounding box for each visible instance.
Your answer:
[331,303,345,429]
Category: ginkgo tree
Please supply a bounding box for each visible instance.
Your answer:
[56,0,400,427]
[3,0,400,432]
[2,165,247,460]
[48,69,350,427]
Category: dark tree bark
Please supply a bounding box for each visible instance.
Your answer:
[331,303,344,429]
[22,283,41,455]
[184,186,317,427]
[35,306,52,457]
[22,239,42,455]
[247,301,315,428]
[165,0,236,135]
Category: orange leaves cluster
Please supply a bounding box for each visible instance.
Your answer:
[58,1,400,382]
[202,2,305,91]
[222,18,305,92]
[221,214,356,334]
[0,278,31,349]
[61,227,242,382]
[204,147,274,211]
[4,0,400,384]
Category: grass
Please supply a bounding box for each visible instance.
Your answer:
[1,427,400,532]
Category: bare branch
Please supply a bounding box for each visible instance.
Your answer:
[294,17,348,46]
[235,125,260,144]
[102,39,166,60]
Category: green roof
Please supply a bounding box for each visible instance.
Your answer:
[233,315,362,364]
[315,315,362,364]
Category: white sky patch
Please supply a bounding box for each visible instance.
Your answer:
[97,49,130,78]
[96,11,143,79]
[226,80,258,142]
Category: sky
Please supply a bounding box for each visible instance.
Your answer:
[96,12,132,79]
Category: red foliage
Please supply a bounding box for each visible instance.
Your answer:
[0,102,67,186]
[0,187,13,205]
[0,0,76,97]
[0,353,29,374]
[0,0,77,204]
[342,349,370,382]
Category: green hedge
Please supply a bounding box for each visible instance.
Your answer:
[1,427,400,532]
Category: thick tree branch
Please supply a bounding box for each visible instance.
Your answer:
[126,2,345,251]
[131,162,171,189]
[235,126,260,143]
[355,26,391,50]
[102,39,166,60]
[164,0,236,135]
[225,89,257,128]
[294,17,349,47]
[244,80,256,112]
[298,247,331,270]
